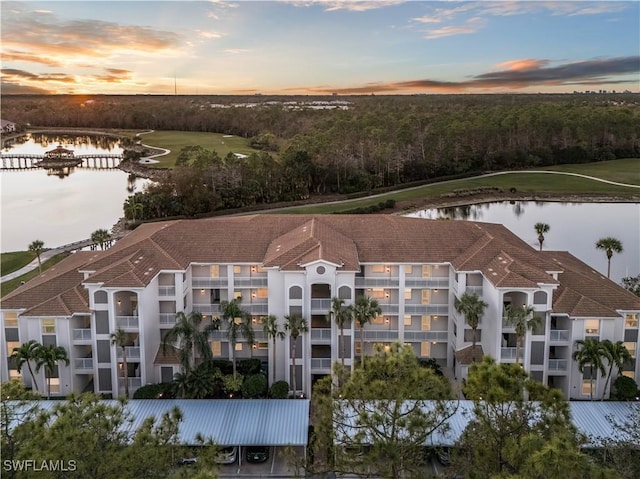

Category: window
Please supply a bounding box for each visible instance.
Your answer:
[404,265,412,275]
[404,315,412,326]
[211,341,221,356]
[255,288,268,298]
[233,291,242,300]
[372,315,385,325]
[421,290,431,305]
[338,286,351,300]
[42,319,56,334]
[355,342,362,355]
[624,341,636,359]
[209,265,219,278]
[421,316,431,331]
[257,342,268,350]
[404,288,412,300]
[421,342,431,357]
[4,313,18,327]
[289,286,303,300]
[622,371,636,380]
[422,265,431,278]
[9,369,21,380]
[581,379,593,396]
[235,343,243,351]
[6,341,20,356]
[625,314,639,328]
[49,377,60,394]
[372,265,386,273]
[233,265,242,275]
[370,288,385,299]
[585,319,600,335]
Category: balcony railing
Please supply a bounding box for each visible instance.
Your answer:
[116,316,139,329]
[355,277,400,288]
[159,313,177,325]
[404,304,449,315]
[234,277,268,287]
[310,358,332,369]
[550,330,570,342]
[74,358,93,369]
[193,304,221,315]
[465,285,483,296]
[311,299,332,311]
[405,277,450,288]
[72,328,92,341]
[118,377,142,389]
[311,328,332,341]
[501,347,524,360]
[116,346,140,359]
[355,330,399,341]
[192,277,228,288]
[158,286,176,296]
[548,359,568,371]
[404,330,449,341]
[246,303,268,315]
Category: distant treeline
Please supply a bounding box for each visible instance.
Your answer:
[3,93,639,217]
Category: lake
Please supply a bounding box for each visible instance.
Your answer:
[1,133,149,253]
[406,201,640,284]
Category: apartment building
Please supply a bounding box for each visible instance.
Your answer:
[2,215,639,399]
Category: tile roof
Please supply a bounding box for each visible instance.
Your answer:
[153,345,181,365]
[454,345,484,365]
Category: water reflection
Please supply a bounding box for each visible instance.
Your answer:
[407,201,640,284]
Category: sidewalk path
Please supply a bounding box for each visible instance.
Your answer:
[1,248,63,283]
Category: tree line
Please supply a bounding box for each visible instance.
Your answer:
[3,93,640,216]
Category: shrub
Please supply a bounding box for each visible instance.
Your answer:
[242,374,268,399]
[133,383,173,399]
[270,380,289,399]
[612,375,639,400]
[206,359,233,375]
[237,358,262,376]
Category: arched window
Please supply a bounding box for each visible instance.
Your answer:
[289,285,303,300]
[338,285,352,300]
[94,291,108,304]
[533,291,548,304]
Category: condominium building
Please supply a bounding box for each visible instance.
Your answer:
[2,215,639,399]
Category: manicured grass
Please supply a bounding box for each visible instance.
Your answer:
[277,159,640,214]
[138,130,263,168]
[1,251,35,276]
[0,254,69,298]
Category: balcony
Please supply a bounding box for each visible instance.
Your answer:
[465,285,483,296]
[116,346,140,360]
[501,347,524,360]
[311,299,332,311]
[192,277,228,288]
[404,304,449,315]
[355,277,400,288]
[355,330,399,341]
[549,330,570,342]
[116,316,139,330]
[158,286,176,296]
[404,330,448,342]
[246,303,268,315]
[118,377,142,389]
[159,313,177,325]
[74,358,93,370]
[193,304,221,315]
[72,328,92,341]
[405,277,449,288]
[310,358,332,369]
[548,359,568,372]
[234,277,268,288]
[311,328,332,342]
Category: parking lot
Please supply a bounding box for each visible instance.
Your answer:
[217,446,306,478]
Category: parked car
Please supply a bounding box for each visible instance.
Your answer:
[245,446,269,463]
[178,457,198,466]
[215,446,237,465]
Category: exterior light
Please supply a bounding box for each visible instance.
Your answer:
[200,289,205,294]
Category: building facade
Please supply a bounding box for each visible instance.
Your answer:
[2,215,639,399]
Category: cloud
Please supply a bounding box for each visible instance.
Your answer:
[196,30,224,39]
[2,68,75,84]
[223,48,251,54]
[1,50,62,67]
[424,17,487,39]
[303,56,640,94]
[290,0,403,12]
[0,81,52,95]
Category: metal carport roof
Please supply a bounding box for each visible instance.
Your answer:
[9,399,311,446]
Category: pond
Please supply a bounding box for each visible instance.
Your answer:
[406,201,640,284]
[1,133,149,252]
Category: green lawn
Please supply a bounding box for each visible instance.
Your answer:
[1,251,35,276]
[544,158,640,185]
[138,130,263,168]
[0,254,69,298]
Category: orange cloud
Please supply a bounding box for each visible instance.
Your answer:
[495,59,550,71]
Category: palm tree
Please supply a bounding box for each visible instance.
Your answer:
[91,228,112,250]
[595,237,623,278]
[504,304,540,366]
[262,314,285,385]
[284,313,309,396]
[219,298,254,380]
[329,297,353,368]
[534,222,550,251]
[28,240,45,273]
[601,339,632,399]
[10,340,42,392]
[454,292,488,360]
[35,344,69,399]
[162,311,216,373]
[352,295,382,367]
[572,338,607,400]
[124,197,144,222]
[110,329,130,398]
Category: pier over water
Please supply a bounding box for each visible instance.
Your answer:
[1,153,123,170]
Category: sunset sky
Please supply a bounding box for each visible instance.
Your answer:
[2,0,639,95]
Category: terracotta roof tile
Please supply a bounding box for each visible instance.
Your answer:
[455,345,484,365]
[154,345,181,365]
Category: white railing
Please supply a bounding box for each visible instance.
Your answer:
[192,278,228,288]
[550,330,570,341]
[159,313,177,325]
[117,346,140,359]
[158,286,176,296]
[465,285,483,296]
[404,304,449,315]
[119,377,142,389]
[310,358,332,369]
[311,329,332,341]
[548,359,568,371]
[72,328,92,340]
[355,277,400,288]
[116,316,139,329]
[501,347,524,360]
[74,358,93,369]
[234,277,268,287]
[193,304,221,315]
[405,277,450,288]
[355,330,399,340]
[379,304,400,314]
[247,303,268,315]
[311,299,332,311]
[404,330,449,341]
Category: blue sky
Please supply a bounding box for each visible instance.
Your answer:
[1,1,639,94]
